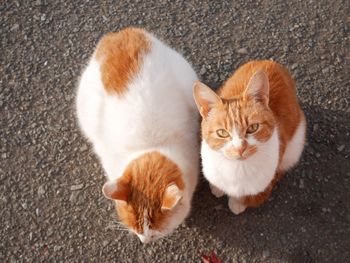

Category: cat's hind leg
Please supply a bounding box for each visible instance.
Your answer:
[243,182,274,208]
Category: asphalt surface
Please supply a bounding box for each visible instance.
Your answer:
[1,0,349,262]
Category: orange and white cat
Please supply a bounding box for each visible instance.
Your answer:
[76,28,199,242]
[194,60,306,215]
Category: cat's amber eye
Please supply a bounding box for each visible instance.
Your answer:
[247,123,259,134]
[216,129,230,138]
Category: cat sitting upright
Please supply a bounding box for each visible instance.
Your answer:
[76,28,199,243]
[193,60,306,215]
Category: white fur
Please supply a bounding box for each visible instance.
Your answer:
[201,128,279,198]
[247,134,258,145]
[230,129,243,148]
[280,116,306,171]
[137,211,159,244]
[76,32,199,242]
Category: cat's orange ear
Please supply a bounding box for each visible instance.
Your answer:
[193,81,222,118]
[102,179,130,202]
[244,70,269,105]
[161,183,182,211]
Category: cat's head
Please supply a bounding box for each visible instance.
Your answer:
[102,151,186,243]
[193,71,276,160]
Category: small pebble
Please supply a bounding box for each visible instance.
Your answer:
[54,245,61,252]
[200,66,206,75]
[80,145,88,152]
[262,249,270,259]
[70,184,84,191]
[236,47,248,54]
[11,24,19,31]
[69,191,80,202]
[47,227,54,236]
[38,185,45,196]
[337,145,345,152]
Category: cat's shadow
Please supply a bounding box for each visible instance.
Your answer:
[186,105,349,262]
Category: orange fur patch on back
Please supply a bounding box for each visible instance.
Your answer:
[115,151,184,233]
[95,27,151,95]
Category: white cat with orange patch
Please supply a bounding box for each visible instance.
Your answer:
[194,60,306,215]
[76,28,199,243]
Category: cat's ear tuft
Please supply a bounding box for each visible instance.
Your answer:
[161,183,182,211]
[245,70,269,105]
[193,81,222,118]
[102,180,129,202]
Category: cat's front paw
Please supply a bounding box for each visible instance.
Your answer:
[228,197,246,215]
[209,184,225,198]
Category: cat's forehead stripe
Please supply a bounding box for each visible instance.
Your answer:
[226,101,247,130]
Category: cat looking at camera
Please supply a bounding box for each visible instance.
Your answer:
[194,60,306,214]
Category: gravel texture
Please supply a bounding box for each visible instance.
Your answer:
[1,0,349,262]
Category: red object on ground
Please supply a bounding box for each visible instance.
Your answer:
[200,251,222,263]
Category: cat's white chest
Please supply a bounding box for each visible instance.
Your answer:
[201,129,279,197]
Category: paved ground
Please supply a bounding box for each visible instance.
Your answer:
[1,0,349,262]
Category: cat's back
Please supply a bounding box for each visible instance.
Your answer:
[219,60,296,101]
[94,27,197,98]
[220,60,302,116]
[77,27,198,154]
[94,27,151,95]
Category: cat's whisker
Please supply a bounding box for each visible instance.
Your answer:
[106,221,129,231]
[106,226,129,232]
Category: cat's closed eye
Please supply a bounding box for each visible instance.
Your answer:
[246,123,259,134]
[216,129,230,138]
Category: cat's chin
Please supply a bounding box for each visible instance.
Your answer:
[223,154,249,161]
